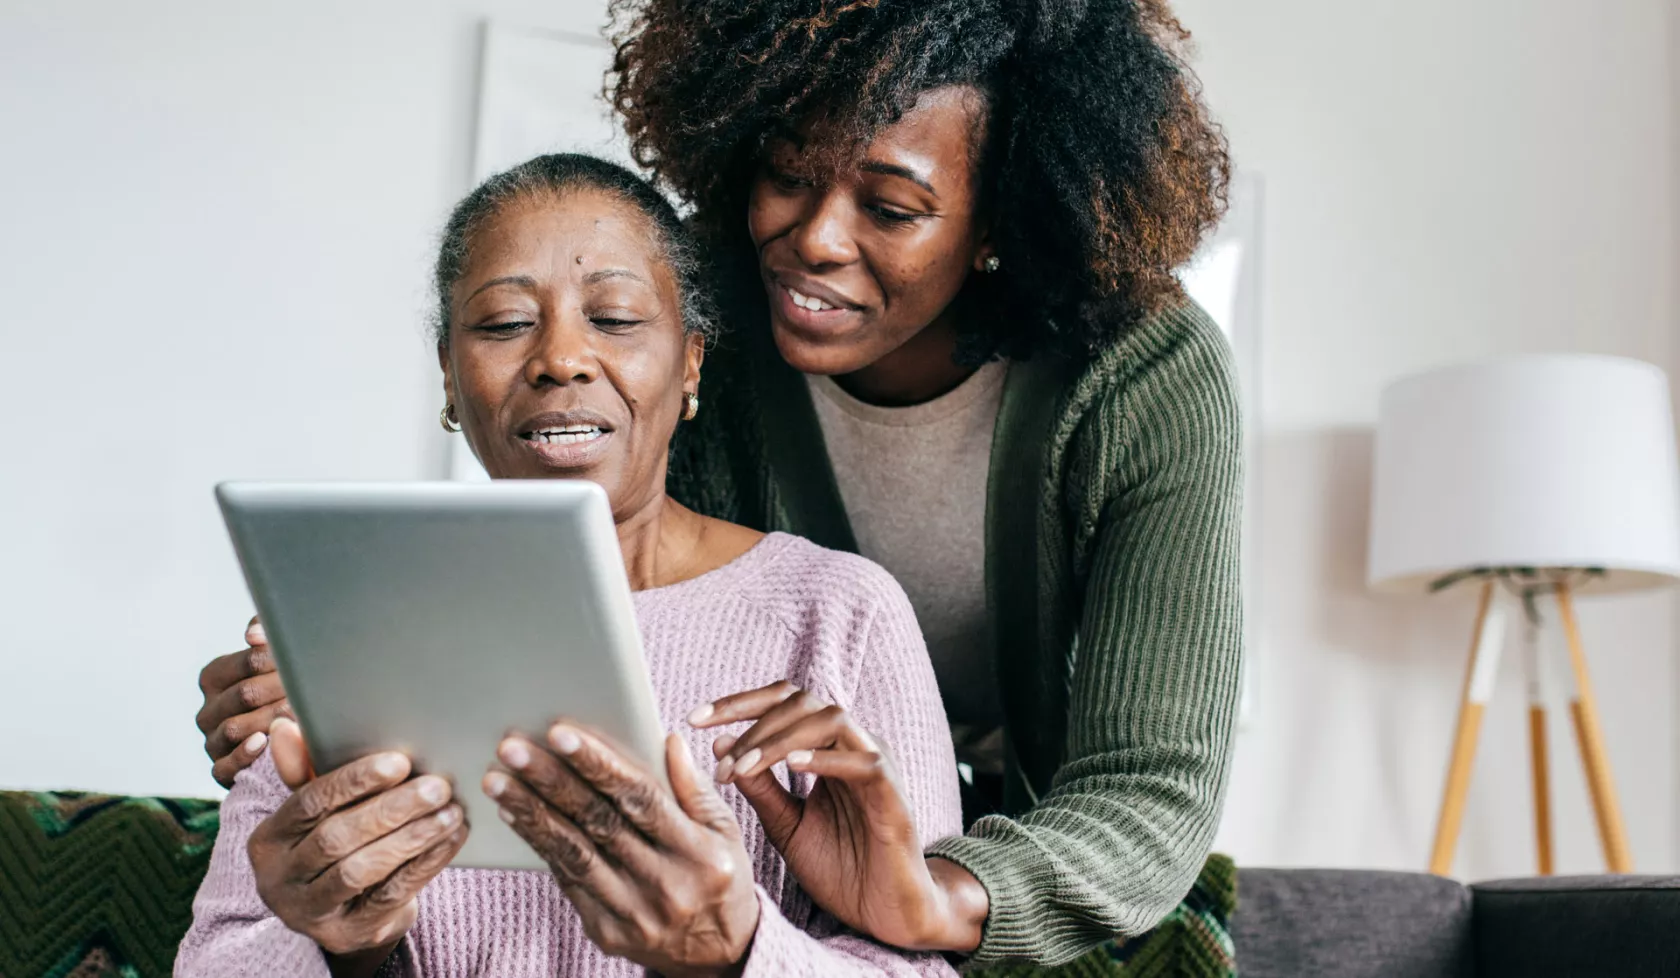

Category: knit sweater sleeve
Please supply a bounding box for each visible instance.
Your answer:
[174,754,348,978]
[927,311,1245,964]
[740,558,963,977]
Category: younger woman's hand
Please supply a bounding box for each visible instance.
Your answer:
[197,616,292,787]
[484,724,759,978]
[691,682,987,953]
[248,719,467,975]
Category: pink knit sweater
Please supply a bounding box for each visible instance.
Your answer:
[176,532,963,977]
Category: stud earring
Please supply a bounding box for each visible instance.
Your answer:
[439,403,462,433]
[683,392,700,421]
[982,255,1001,273]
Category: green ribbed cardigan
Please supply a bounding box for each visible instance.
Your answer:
[667,296,1244,967]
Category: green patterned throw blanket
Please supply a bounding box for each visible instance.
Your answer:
[0,791,219,978]
[0,790,1234,978]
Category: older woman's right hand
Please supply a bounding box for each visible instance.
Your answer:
[197,616,292,787]
[248,719,467,972]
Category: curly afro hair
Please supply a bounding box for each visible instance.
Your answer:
[608,0,1230,360]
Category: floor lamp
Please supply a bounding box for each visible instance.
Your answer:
[1367,355,1680,876]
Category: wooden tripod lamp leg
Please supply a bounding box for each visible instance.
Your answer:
[1430,581,1507,876]
[1522,613,1554,875]
[1554,584,1634,872]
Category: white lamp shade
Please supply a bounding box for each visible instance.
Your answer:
[1368,355,1680,595]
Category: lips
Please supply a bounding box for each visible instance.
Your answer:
[766,272,865,335]
[515,410,616,468]
[523,424,605,445]
[768,272,862,311]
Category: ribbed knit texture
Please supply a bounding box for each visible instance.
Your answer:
[174,533,964,977]
[668,295,1244,966]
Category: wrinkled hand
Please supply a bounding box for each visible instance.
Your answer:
[249,719,468,975]
[484,724,759,978]
[197,616,292,788]
[693,682,986,953]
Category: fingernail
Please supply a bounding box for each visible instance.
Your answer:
[500,739,531,769]
[549,726,581,755]
[373,754,405,778]
[498,807,515,825]
[735,748,763,776]
[437,805,461,827]
[484,772,509,799]
[714,755,735,784]
[417,776,449,805]
[687,703,714,725]
[245,732,268,754]
[787,749,813,767]
[248,622,267,644]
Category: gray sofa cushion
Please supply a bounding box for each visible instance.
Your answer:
[1232,868,1473,978]
[1472,875,1680,978]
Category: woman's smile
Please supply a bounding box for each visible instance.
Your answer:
[766,274,865,338]
[514,409,616,470]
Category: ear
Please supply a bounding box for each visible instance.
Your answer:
[971,235,996,274]
[437,342,456,407]
[682,330,705,396]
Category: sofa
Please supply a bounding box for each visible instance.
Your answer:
[1233,867,1680,977]
[4,790,1678,977]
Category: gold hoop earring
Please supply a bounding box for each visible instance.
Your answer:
[439,403,462,433]
[683,392,700,422]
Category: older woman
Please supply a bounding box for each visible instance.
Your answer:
[175,154,962,978]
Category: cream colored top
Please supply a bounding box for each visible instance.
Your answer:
[807,361,1008,768]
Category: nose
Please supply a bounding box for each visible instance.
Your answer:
[523,315,600,389]
[787,189,860,269]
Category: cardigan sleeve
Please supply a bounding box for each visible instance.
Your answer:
[926,312,1245,964]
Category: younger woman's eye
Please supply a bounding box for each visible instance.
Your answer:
[768,164,812,191]
[868,203,923,225]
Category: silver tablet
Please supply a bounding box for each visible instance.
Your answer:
[216,480,667,871]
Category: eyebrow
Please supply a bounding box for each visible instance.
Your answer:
[860,160,937,197]
[463,275,536,302]
[582,268,649,286]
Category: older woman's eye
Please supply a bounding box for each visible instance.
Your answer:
[471,320,534,335]
[590,316,644,332]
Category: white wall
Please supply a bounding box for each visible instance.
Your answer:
[0,0,607,797]
[1672,0,1680,867]
[1178,0,1680,878]
[2,0,1676,880]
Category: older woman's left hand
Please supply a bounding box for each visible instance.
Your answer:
[483,724,759,978]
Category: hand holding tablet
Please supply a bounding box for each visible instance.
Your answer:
[217,480,668,870]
